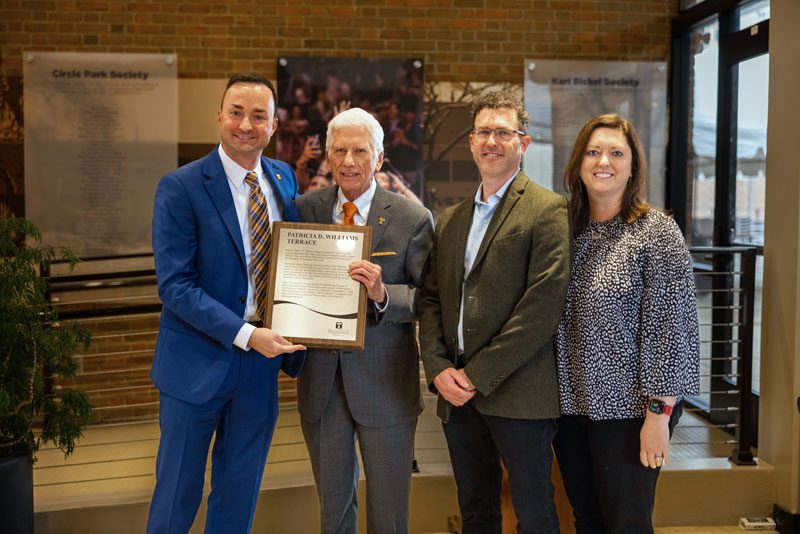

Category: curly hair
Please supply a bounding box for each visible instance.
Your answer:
[470,89,530,131]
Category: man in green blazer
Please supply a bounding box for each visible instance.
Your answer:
[418,90,570,534]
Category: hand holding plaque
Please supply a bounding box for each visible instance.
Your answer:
[265,222,371,349]
[347,260,385,304]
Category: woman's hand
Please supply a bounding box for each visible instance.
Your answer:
[640,411,671,469]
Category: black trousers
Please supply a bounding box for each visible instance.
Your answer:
[553,405,682,534]
[442,402,559,534]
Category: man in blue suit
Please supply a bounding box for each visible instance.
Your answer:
[148,73,306,533]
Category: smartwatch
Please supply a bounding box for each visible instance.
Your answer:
[647,398,673,416]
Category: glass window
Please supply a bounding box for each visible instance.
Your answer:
[733,54,768,246]
[738,0,770,30]
[682,0,706,10]
[753,254,763,394]
[687,20,719,246]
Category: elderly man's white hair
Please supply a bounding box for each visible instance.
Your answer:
[326,107,385,157]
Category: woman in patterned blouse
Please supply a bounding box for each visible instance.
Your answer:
[553,113,700,533]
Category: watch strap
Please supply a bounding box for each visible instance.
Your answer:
[647,399,673,416]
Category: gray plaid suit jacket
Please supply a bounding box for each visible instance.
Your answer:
[295,183,434,427]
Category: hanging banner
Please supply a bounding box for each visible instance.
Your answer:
[23,52,177,257]
[523,60,667,206]
[277,56,425,200]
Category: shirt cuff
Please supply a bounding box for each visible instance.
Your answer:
[234,322,256,351]
[373,287,389,313]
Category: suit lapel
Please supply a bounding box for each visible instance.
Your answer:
[203,151,246,270]
[314,187,338,224]
[447,198,475,296]
[470,172,527,273]
[365,185,391,253]
[260,157,285,218]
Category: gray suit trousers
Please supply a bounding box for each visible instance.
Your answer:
[300,366,417,534]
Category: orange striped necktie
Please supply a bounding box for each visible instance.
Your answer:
[342,201,358,225]
[244,171,271,321]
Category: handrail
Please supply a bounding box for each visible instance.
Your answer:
[44,247,761,458]
[687,244,758,465]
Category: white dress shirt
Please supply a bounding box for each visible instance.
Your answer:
[332,178,376,225]
[216,145,284,350]
[332,178,388,312]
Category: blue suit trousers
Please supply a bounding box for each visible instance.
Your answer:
[147,350,281,534]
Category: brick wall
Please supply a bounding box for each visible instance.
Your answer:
[1,0,677,81]
[4,0,678,423]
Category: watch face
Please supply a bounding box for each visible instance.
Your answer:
[648,399,665,413]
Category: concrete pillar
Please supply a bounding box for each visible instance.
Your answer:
[760,0,800,531]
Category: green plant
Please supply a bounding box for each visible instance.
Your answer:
[0,217,92,461]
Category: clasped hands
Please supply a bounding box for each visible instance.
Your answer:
[433,367,476,407]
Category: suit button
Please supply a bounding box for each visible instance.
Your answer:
[329,349,337,356]
[239,296,246,303]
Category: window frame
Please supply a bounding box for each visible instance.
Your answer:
[668,0,768,447]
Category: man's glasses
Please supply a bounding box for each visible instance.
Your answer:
[472,128,526,141]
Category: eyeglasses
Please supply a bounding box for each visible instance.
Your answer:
[472,128,526,141]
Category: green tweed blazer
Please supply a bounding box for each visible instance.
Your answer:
[418,172,571,423]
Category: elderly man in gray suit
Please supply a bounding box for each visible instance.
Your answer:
[295,107,434,534]
[418,90,570,534]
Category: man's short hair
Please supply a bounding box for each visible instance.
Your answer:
[326,108,385,156]
[470,89,530,131]
[220,72,277,112]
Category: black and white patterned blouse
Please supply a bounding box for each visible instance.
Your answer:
[556,209,701,420]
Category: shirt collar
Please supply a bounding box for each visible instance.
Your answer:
[218,144,262,188]
[336,178,376,217]
[474,169,518,207]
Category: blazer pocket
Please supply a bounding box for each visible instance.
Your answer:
[372,253,404,276]
[491,230,528,248]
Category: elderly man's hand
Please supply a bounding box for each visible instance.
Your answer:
[348,260,385,304]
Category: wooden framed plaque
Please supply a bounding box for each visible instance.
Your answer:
[265,222,371,349]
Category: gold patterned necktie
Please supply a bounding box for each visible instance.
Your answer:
[342,201,358,226]
[244,171,271,320]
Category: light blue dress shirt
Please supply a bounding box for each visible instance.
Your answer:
[457,173,517,353]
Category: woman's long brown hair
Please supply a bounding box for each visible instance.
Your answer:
[563,113,650,235]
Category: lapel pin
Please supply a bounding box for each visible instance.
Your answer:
[378,217,385,225]
[276,173,283,181]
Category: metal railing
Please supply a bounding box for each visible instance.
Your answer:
[46,248,762,464]
[679,245,759,465]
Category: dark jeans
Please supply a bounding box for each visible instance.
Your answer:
[442,402,559,534]
[553,405,682,534]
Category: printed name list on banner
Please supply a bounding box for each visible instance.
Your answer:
[522,60,667,207]
[23,52,178,257]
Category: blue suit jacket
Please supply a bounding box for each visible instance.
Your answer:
[151,147,305,405]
